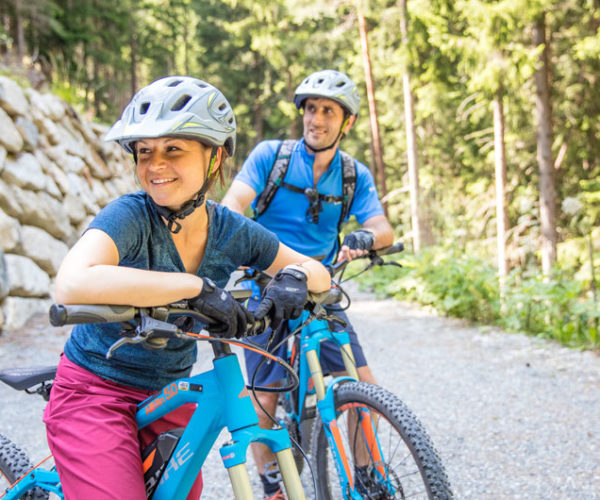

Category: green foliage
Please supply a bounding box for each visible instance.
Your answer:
[4,0,600,348]
[358,247,600,349]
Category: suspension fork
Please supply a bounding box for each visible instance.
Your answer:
[306,340,390,497]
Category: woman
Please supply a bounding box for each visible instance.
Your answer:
[43,76,330,499]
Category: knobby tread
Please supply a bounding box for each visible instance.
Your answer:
[0,433,49,500]
[310,381,453,500]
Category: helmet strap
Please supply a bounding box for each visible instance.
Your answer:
[151,146,219,234]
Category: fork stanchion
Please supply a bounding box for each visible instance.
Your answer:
[276,448,306,500]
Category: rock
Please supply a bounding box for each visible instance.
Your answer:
[63,193,87,224]
[1,296,53,331]
[12,188,74,241]
[85,145,112,180]
[0,75,136,328]
[90,178,112,207]
[0,178,23,217]
[15,117,40,150]
[4,254,50,297]
[0,76,29,116]
[20,225,69,276]
[62,154,86,174]
[0,210,20,252]
[0,107,24,153]
[66,172,100,215]
[46,162,70,195]
[41,117,61,145]
[1,152,46,191]
[0,250,8,300]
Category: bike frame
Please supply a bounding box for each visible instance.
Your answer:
[285,310,397,499]
[3,345,305,500]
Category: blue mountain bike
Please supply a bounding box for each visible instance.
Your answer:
[244,243,453,499]
[0,293,339,499]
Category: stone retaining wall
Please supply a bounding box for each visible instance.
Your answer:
[0,75,136,331]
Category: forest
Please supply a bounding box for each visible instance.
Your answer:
[1,0,598,348]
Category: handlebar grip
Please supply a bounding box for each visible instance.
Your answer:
[49,304,137,326]
[309,287,343,306]
[374,241,404,257]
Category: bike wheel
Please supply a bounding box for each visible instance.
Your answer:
[309,382,452,499]
[0,433,49,500]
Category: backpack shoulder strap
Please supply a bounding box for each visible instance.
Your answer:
[338,150,357,232]
[254,139,296,219]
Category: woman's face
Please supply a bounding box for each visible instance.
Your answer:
[135,137,213,209]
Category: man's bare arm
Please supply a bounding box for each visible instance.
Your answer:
[221,180,257,215]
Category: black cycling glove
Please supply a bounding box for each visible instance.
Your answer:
[341,229,375,251]
[254,268,308,329]
[188,278,253,338]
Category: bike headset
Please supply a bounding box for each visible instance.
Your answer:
[293,69,360,153]
[104,75,236,233]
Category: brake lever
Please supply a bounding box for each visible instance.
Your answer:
[310,304,348,328]
[234,268,256,286]
[105,313,181,359]
[382,261,403,269]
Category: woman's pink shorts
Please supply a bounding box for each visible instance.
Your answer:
[43,355,203,499]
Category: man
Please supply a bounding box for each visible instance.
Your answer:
[222,69,394,500]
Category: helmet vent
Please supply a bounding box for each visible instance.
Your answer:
[171,95,192,111]
[196,82,208,88]
[140,102,150,115]
[336,81,345,87]
[218,102,227,111]
[167,79,183,87]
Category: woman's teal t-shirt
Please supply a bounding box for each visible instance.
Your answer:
[63,192,279,390]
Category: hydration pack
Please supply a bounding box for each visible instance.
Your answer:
[253,139,357,231]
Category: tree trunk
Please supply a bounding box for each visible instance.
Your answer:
[533,13,557,275]
[129,17,137,97]
[357,9,388,214]
[14,0,24,63]
[492,89,509,288]
[399,0,429,251]
[287,68,298,139]
[254,91,263,145]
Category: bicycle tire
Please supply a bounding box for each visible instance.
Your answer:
[0,433,49,500]
[309,382,453,499]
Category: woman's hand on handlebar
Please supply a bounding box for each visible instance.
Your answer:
[188,278,253,338]
[254,268,308,329]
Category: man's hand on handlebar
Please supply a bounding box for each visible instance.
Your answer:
[189,278,253,338]
[254,268,308,329]
[337,229,375,262]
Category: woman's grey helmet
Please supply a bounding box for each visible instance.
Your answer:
[294,70,360,116]
[105,76,236,156]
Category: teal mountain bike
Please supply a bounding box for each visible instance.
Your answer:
[243,243,453,499]
[0,291,341,500]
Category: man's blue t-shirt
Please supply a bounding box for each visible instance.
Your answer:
[235,138,383,265]
[64,192,279,390]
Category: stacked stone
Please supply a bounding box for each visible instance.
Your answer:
[0,76,136,331]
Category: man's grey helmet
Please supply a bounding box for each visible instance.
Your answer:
[294,70,360,116]
[105,76,236,156]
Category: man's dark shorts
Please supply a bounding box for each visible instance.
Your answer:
[244,301,368,387]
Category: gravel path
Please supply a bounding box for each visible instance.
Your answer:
[0,294,598,499]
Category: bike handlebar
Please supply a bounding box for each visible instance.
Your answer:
[49,287,344,329]
[50,304,138,326]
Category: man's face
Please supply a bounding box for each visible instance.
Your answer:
[302,98,348,152]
